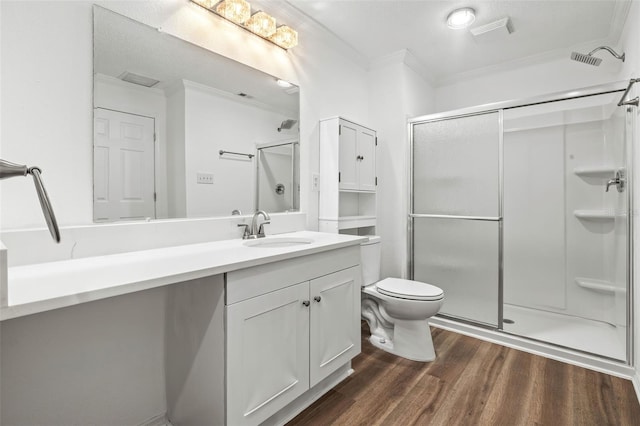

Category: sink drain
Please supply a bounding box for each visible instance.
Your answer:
[503,318,515,324]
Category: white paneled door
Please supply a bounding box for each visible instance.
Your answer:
[93,108,155,222]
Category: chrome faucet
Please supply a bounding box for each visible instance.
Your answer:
[0,159,60,243]
[606,169,625,193]
[250,210,271,238]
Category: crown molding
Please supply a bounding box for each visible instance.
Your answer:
[370,49,436,85]
[434,33,622,88]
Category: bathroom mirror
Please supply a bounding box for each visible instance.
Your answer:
[93,6,299,222]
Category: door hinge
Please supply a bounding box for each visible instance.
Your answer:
[375,177,378,186]
[338,172,341,182]
[375,137,378,146]
[154,192,157,202]
[339,125,341,136]
[154,133,157,143]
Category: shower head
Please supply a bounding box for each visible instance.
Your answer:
[277,119,298,132]
[570,46,625,66]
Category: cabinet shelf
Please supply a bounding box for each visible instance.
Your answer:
[319,216,376,230]
[573,166,616,177]
[574,210,622,221]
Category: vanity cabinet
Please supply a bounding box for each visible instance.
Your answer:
[319,117,377,234]
[225,246,361,426]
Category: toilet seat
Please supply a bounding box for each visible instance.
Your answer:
[376,278,444,301]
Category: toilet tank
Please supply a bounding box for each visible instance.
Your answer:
[360,235,381,286]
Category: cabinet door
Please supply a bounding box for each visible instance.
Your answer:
[358,128,376,191]
[309,267,361,387]
[226,282,310,426]
[339,121,359,190]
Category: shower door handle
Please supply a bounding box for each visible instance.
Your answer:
[606,170,625,193]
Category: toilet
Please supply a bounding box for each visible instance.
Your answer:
[360,236,444,362]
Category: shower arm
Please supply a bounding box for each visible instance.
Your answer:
[617,78,640,107]
[587,46,625,61]
[0,159,61,243]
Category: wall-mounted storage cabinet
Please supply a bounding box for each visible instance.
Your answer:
[319,117,377,234]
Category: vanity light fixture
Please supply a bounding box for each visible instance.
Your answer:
[191,0,298,49]
[446,7,476,29]
[215,0,251,24]
[246,11,276,38]
[269,25,298,50]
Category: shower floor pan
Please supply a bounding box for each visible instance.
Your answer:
[502,304,626,361]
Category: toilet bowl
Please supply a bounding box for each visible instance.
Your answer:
[360,236,444,362]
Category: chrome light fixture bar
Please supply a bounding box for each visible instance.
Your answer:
[192,0,298,49]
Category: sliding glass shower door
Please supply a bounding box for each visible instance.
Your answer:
[410,112,502,327]
[409,85,634,362]
[501,92,630,361]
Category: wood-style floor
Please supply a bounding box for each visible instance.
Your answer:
[289,324,640,425]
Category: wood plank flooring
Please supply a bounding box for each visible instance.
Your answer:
[288,324,640,425]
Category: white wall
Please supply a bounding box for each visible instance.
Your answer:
[183,82,289,217]
[0,0,371,232]
[435,56,626,113]
[0,1,372,424]
[369,54,435,278]
[1,1,93,229]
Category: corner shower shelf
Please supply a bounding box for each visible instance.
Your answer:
[573,166,616,177]
[575,277,621,295]
[573,210,619,221]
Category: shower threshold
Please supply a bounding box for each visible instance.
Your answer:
[502,304,626,361]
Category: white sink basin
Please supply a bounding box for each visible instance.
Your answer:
[243,237,314,248]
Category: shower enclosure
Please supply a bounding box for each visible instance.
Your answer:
[256,141,299,212]
[409,82,636,363]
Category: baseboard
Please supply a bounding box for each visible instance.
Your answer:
[633,372,640,405]
[137,413,171,426]
[429,317,635,379]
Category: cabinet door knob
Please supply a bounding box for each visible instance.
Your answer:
[302,300,310,307]
[314,296,322,303]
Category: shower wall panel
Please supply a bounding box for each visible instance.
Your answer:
[503,126,566,310]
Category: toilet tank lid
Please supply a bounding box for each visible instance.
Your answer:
[361,235,381,246]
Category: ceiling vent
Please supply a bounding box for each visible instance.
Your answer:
[470,17,513,42]
[118,71,160,87]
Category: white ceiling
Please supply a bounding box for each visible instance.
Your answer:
[282,0,631,85]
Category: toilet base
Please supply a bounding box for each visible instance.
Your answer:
[368,319,436,362]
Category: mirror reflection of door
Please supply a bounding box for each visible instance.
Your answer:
[93,108,156,222]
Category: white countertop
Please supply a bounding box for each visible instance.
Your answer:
[1,231,366,321]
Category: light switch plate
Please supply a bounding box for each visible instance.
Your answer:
[312,173,320,191]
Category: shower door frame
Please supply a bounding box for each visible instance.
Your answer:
[408,110,504,329]
[408,80,635,365]
[255,139,299,212]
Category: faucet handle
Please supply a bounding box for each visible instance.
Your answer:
[237,223,251,239]
[257,221,270,238]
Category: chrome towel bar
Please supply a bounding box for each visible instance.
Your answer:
[219,150,254,159]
